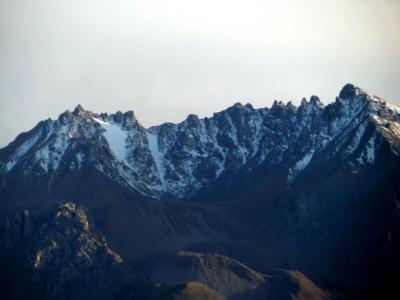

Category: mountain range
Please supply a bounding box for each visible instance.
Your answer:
[1,83,399,299]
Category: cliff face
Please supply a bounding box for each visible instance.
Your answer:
[0,202,129,300]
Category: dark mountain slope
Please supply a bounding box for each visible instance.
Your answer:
[0,201,328,300]
[0,84,399,299]
[113,281,225,300]
[138,251,332,300]
[0,202,132,300]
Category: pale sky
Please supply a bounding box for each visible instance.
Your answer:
[0,0,399,147]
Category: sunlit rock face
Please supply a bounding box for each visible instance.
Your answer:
[0,202,127,300]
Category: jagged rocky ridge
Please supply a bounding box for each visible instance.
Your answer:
[0,202,130,299]
[1,84,399,200]
[1,83,400,299]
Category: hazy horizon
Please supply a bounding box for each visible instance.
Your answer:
[1,0,399,147]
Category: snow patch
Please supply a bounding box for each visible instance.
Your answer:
[33,124,71,172]
[4,134,40,172]
[366,136,376,164]
[344,123,367,156]
[212,128,226,177]
[94,117,128,162]
[386,103,400,115]
[92,117,109,125]
[76,152,85,168]
[146,131,166,188]
[287,150,315,184]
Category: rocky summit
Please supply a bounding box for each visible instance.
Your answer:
[0,84,400,299]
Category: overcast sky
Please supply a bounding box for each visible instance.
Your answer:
[0,0,399,147]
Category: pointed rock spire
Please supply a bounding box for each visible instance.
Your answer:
[73,104,85,115]
[339,83,360,99]
[309,96,324,110]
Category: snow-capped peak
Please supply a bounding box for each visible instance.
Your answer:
[1,84,399,199]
